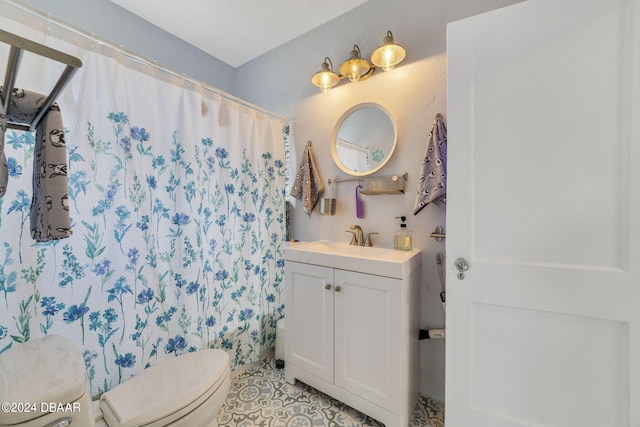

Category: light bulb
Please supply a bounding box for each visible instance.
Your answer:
[348,62,361,82]
[311,57,339,92]
[339,46,370,83]
[380,45,399,71]
[371,31,406,72]
[319,73,333,92]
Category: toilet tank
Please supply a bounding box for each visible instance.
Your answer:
[0,335,94,427]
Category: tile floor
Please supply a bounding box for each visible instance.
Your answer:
[218,356,445,427]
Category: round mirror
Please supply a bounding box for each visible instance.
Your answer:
[331,103,397,176]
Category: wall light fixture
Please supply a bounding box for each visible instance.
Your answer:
[311,30,406,93]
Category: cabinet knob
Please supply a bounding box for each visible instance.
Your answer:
[335,286,342,292]
[325,284,332,290]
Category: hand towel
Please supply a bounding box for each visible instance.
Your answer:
[1,87,72,241]
[414,115,447,214]
[290,141,324,216]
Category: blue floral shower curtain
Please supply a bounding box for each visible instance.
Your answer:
[0,8,285,398]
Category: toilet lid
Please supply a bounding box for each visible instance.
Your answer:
[100,349,229,427]
[0,335,87,425]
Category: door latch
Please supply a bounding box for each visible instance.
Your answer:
[455,257,469,280]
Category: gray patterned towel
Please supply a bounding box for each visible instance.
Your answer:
[1,87,71,241]
[414,115,447,214]
[290,142,324,216]
[0,104,6,198]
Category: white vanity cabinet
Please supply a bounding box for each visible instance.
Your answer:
[284,241,421,427]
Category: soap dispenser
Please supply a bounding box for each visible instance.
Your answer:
[394,216,413,251]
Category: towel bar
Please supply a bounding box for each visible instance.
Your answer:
[0,28,82,131]
[329,173,408,195]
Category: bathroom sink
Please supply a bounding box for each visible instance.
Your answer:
[284,240,421,279]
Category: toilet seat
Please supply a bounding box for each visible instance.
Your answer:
[0,335,90,426]
[0,336,230,427]
[100,349,230,427]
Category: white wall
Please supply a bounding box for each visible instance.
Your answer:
[235,0,523,401]
[9,0,522,402]
[16,0,236,93]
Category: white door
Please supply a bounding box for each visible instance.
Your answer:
[285,262,334,383]
[334,270,401,412]
[446,0,640,426]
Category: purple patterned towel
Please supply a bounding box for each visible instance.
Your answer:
[0,106,6,198]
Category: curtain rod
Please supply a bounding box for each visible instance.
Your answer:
[1,0,288,123]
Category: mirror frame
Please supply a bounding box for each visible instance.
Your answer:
[330,102,397,177]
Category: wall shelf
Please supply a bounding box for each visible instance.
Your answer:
[328,173,407,195]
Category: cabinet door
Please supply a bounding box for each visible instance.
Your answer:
[334,269,401,412]
[285,262,334,383]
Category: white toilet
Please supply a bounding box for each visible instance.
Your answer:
[0,335,231,427]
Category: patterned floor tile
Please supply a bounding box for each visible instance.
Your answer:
[218,356,445,426]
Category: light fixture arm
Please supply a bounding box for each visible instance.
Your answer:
[349,45,362,60]
[383,30,395,44]
[323,57,333,71]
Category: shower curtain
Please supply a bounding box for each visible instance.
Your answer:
[0,5,285,397]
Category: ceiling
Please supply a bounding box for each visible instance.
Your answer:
[109,0,369,68]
